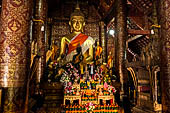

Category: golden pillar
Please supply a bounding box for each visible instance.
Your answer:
[159,0,170,112]
[0,0,33,112]
[32,0,47,84]
[115,0,128,95]
[99,21,107,63]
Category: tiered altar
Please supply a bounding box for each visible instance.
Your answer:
[60,63,118,113]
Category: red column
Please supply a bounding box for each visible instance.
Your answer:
[159,0,170,112]
[115,0,128,95]
[0,0,33,112]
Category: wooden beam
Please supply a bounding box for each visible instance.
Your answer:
[128,29,150,35]
[127,35,142,42]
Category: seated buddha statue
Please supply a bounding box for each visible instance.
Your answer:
[57,4,94,65]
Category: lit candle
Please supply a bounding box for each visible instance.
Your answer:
[91,64,93,74]
[80,64,84,74]
[134,90,136,99]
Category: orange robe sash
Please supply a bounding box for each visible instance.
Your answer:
[68,33,88,54]
[95,46,102,59]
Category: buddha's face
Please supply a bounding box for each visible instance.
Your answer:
[70,16,85,32]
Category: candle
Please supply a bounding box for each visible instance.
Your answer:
[80,64,84,74]
[91,64,93,74]
[134,90,136,99]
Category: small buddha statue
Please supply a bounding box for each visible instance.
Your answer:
[51,40,59,61]
[95,40,102,60]
[58,4,94,65]
[94,40,102,65]
[107,51,113,69]
[46,39,59,63]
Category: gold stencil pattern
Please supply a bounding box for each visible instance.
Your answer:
[0,0,32,87]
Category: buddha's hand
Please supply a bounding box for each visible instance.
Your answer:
[79,54,84,62]
[57,57,61,62]
[84,39,93,46]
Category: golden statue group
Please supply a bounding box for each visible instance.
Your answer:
[46,4,118,113]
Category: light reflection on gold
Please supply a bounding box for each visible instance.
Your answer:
[4,66,9,87]
[0,89,1,108]
[37,58,41,83]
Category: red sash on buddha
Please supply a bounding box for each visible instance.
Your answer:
[66,33,94,62]
[68,33,88,54]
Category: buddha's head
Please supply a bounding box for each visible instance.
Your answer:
[69,4,85,33]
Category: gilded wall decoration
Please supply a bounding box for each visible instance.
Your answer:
[52,22,70,40]
[85,23,99,40]
[0,0,32,87]
[52,22,99,46]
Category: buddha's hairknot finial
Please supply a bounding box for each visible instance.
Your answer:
[70,3,84,19]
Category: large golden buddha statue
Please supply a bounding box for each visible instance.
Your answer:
[58,4,94,64]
